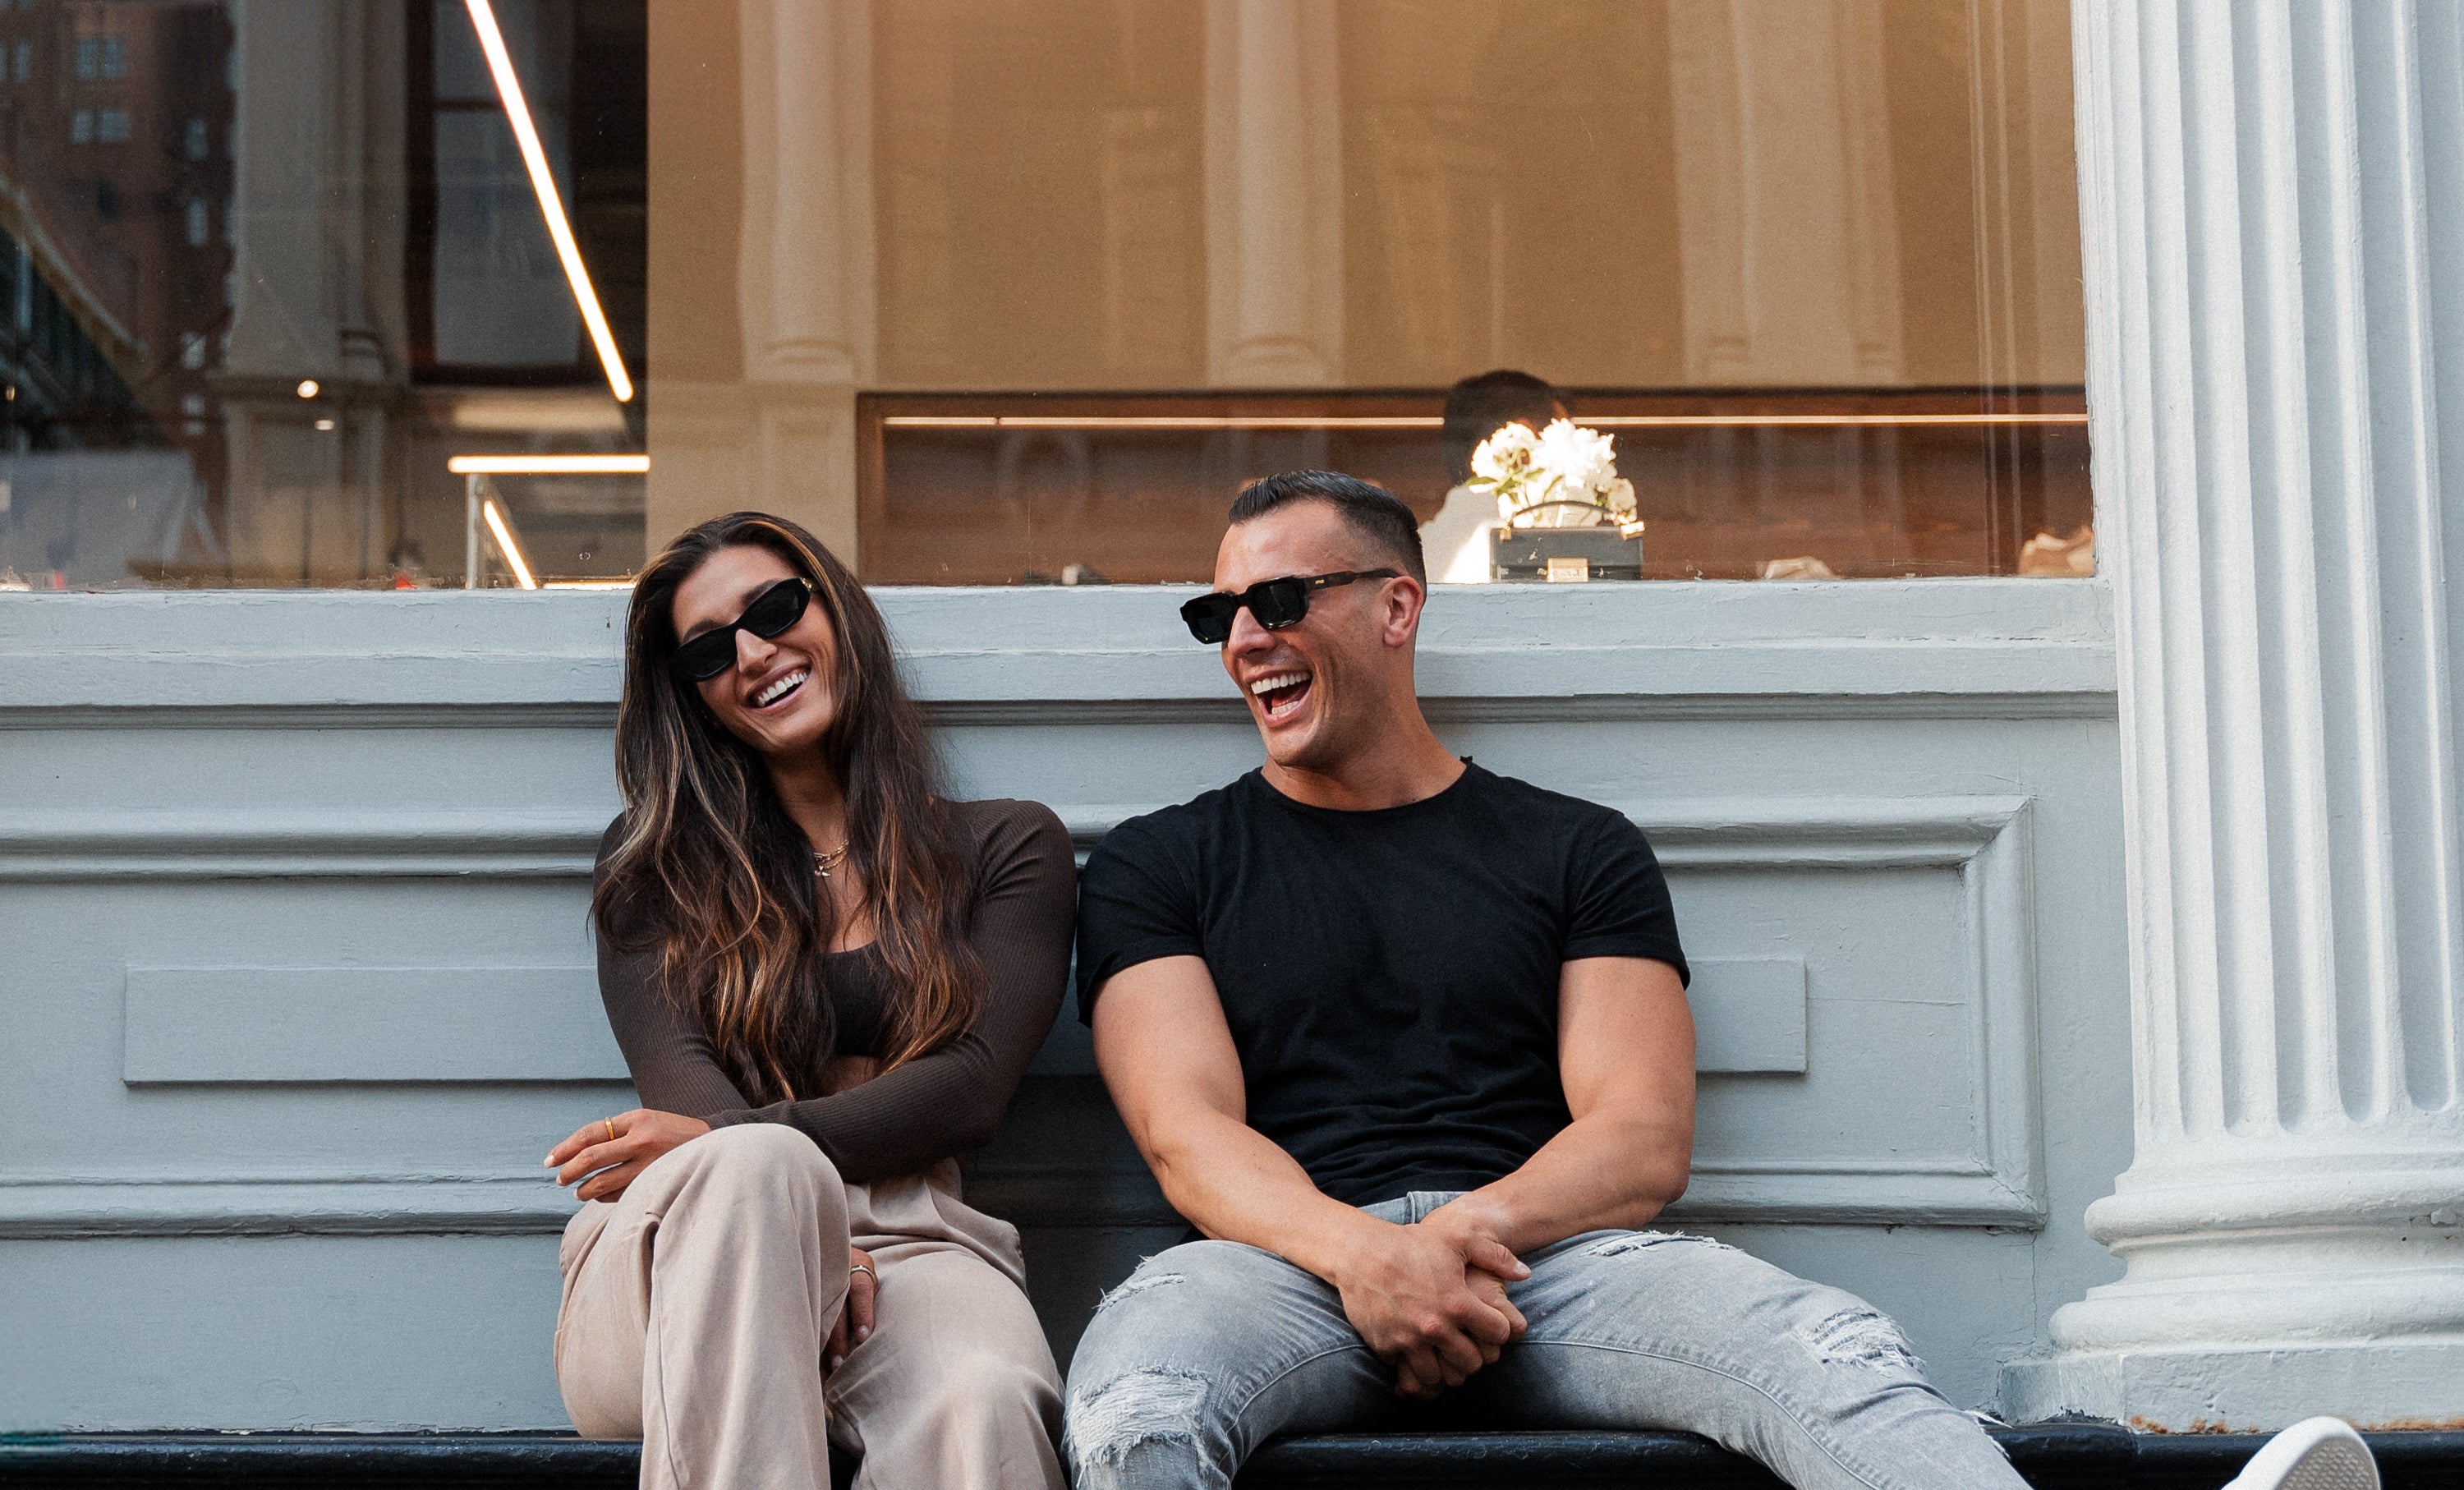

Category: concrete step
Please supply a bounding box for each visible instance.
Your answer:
[4,1426,2462,1488]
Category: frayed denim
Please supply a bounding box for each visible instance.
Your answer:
[1063,1192,2022,1490]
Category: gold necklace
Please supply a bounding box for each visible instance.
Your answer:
[813,842,851,878]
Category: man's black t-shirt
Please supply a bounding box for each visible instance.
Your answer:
[1075,762,1689,1207]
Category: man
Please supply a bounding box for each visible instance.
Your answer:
[1418,368,1565,583]
[1061,471,2029,1490]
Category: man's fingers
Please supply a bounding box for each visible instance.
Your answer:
[1455,1296,1514,1349]
[825,1313,849,1375]
[1463,1236,1529,1281]
[1435,1324,1487,1382]
[1393,1345,1443,1400]
[1467,1270,1529,1344]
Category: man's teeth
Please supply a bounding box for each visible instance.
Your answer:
[1248,672,1308,697]
[755,671,807,706]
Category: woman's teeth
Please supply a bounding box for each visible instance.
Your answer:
[755,671,807,706]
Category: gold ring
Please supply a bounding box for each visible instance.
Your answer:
[605,1118,618,1142]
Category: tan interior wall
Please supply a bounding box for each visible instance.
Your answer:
[644,0,745,552]
[646,0,2085,558]
[646,0,869,563]
[857,0,2082,393]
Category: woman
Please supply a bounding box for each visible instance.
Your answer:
[545,513,1073,1490]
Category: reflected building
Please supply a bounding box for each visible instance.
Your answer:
[0,0,644,589]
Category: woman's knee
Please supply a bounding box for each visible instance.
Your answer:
[924,1342,1062,1420]
[690,1120,833,1173]
[663,1123,842,1216]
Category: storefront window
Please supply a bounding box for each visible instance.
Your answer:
[0,0,643,590]
[0,0,2085,590]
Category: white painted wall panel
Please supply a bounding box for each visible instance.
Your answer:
[123,967,618,1084]
[0,582,2127,1428]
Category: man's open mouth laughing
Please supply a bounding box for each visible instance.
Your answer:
[1249,669,1312,721]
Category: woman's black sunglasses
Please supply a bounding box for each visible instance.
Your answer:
[670,577,812,683]
[1179,569,1400,646]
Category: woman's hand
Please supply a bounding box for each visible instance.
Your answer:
[827,1247,877,1375]
[546,1109,712,1203]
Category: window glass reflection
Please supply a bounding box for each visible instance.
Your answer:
[0,0,2085,591]
[832,0,2088,584]
[0,0,643,591]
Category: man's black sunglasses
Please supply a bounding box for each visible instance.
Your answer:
[670,577,812,683]
[1179,569,1400,645]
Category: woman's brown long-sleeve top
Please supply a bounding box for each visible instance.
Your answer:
[592,798,1075,1180]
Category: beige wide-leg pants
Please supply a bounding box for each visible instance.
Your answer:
[554,1123,1064,1490]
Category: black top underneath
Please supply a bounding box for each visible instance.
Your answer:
[1075,763,1688,1207]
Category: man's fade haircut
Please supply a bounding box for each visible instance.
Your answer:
[1228,470,1426,584]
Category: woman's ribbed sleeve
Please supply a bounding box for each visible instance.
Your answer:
[591,801,1078,1182]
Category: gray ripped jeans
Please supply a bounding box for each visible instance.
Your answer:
[1063,1191,2024,1490]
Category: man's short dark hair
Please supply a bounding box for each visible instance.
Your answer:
[1442,369,1561,485]
[1229,470,1426,584]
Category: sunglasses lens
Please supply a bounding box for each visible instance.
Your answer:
[673,633,734,683]
[1249,579,1309,628]
[741,578,809,638]
[1180,594,1235,645]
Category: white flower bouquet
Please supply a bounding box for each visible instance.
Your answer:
[1468,419,1643,535]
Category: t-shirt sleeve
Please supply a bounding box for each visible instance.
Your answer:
[1073,817,1204,1023]
[1565,809,1690,986]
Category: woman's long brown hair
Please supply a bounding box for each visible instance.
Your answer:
[591,513,983,1103]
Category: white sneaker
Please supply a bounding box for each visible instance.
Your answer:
[2223,1417,2380,1490]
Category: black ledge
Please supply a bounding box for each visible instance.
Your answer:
[3,1426,2462,1489]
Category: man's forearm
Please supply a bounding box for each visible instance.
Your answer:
[1432,1110,1691,1258]
[1145,1109,1391,1283]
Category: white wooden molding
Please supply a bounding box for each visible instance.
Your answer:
[2,793,2040,1235]
[0,810,609,881]
[0,1174,581,1239]
[0,580,2113,714]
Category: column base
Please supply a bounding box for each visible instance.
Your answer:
[2002,1341,2464,1433]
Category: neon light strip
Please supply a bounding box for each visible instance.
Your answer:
[463,0,633,403]
[481,498,538,590]
[448,454,650,474]
[1582,413,2087,428]
[878,412,2087,431]
[880,415,1441,430]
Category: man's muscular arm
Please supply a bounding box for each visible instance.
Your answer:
[1092,954,1529,1400]
[1422,955,1695,1259]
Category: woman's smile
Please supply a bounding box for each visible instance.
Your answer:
[749,666,809,711]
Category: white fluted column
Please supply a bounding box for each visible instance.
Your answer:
[2004,0,2464,1430]
[1202,0,1342,385]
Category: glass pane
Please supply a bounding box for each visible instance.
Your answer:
[822,0,2088,584]
[0,0,645,591]
[0,0,2085,590]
